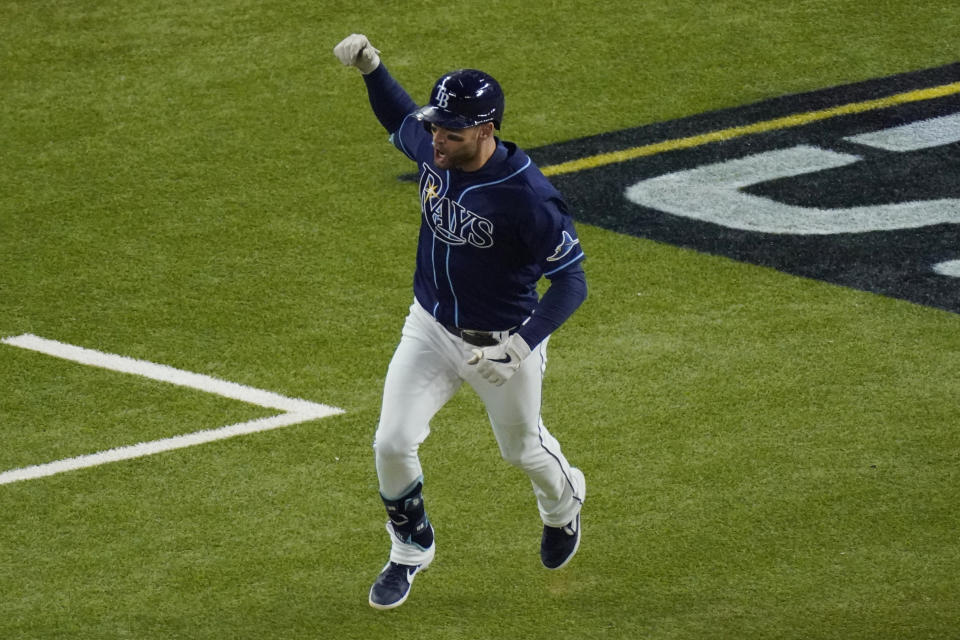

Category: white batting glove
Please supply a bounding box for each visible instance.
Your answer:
[333,33,381,74]
[467,334,532,386]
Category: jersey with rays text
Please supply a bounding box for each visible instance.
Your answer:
[364,65,586,341]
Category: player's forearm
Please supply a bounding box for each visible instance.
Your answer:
[362,63,419,134]
[516,267,587,348]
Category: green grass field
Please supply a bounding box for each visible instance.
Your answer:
[2,1,959,638]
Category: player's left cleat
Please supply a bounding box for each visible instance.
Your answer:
[369,561,427,610]
[540,512,581,570]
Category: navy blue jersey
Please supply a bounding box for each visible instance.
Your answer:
[363,65,586,343]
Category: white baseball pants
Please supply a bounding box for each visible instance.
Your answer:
[374,301,584,530]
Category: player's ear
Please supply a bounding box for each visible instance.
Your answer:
[478,122,495,139]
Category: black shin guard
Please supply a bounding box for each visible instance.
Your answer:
[382,482,434,549]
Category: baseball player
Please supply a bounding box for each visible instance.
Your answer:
[333,33,589,610]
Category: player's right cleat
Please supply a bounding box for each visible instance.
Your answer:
[540,512,581,569]
[369,561,426,610]
[540,467,585,569]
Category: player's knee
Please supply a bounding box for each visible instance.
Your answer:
[373,437,409,463]
[495,429,543,469]
[499,445,537,470]
[500,450,523,468]
[373,422,426,462]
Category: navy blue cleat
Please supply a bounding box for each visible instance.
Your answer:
[540,513,581,570]
[369,561,426,610]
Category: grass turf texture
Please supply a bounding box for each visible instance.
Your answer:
[2,1,959,638]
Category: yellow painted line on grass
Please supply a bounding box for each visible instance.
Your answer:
[541,81,960,177]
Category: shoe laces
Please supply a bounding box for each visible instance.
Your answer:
[546,518,578,539]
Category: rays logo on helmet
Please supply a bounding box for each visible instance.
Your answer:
[415,69,505,130]
[435,85,451,109]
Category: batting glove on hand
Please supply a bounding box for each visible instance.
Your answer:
[333,33,381,74]
[467,334,531,386]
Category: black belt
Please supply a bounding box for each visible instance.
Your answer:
[442,324,501,347]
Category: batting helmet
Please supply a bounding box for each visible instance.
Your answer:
[414,69,505,130]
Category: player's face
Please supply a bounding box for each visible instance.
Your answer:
[430,123,489,171]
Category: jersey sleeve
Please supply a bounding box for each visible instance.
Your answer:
[390,113,433,162]
[527,196,586,277]
[513,193,588,347]
[361,64,431,162]
[361,64,417,134]
[515,262,587,348]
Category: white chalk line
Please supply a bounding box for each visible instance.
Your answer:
[0,334,345,485]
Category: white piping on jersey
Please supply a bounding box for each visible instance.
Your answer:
[430,169,452,292]
[454,157,532,204]
[448,157,533,326]
[445,245,458,324]
[391,115,417,161]
[543,251,586,277]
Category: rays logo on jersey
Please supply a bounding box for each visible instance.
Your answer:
[547,230,581,262]
[419,164,495,248]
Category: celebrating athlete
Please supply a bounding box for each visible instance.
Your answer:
[333,33,589,610]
